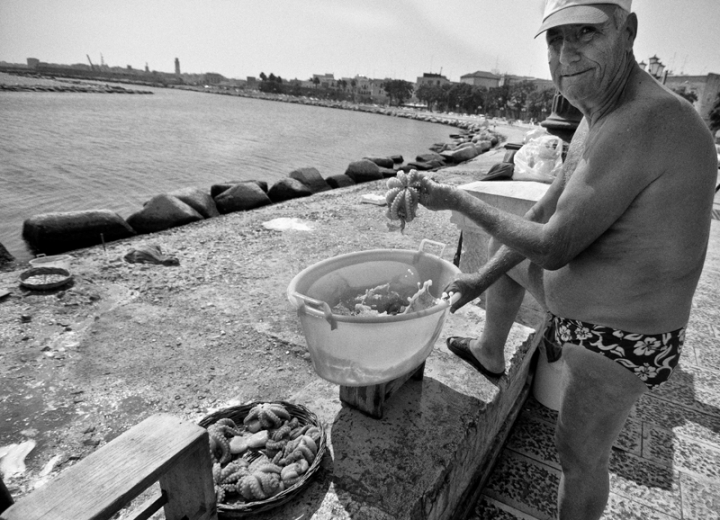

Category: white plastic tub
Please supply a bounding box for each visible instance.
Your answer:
[532,346,565,411]
[287,240,460,386]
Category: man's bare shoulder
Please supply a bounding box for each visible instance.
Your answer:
[585,83,713,180]
[611,82,709,151]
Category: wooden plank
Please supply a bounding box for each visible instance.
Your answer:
[2,414,215,520]
[339,362,425,419]
[160,439,217,520]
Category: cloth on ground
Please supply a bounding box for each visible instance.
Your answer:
[123,244,180,266]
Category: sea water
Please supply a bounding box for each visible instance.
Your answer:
[0,87,455,261]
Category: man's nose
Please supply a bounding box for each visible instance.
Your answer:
[558,39,582,65]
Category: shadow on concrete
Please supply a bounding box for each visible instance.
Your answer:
[610,362,720,493]
[329,375,483,518]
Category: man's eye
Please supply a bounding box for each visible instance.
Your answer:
[579,26,597,40]
[547,33,562,45]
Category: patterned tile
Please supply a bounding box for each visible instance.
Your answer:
[689,334,720,379]
[616,417,643,456]
[483,451,559,520]
[679,472,720,520]
[505,414,560,469]
[600,492,679,520]
[514,398,641,458]
[642,423,675,467]
[643,423,720,480]
[636,394,720,450]
[522,395,558,424]
[685,323,720,360]
[472,496,540,520]
[609,449,682,518]
[650,362,720,419]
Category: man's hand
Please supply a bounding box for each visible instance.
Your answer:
[418,177,462,212]
[443,271,492,313]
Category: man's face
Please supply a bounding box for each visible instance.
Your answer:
[546,18,628,105]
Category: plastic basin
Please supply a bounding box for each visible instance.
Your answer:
[287,240,460,386]
[29,254,73,271]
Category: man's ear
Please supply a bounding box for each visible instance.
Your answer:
[625,12,638,48]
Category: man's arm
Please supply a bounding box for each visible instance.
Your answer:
[446,165,567,311]
[422,114,659,270]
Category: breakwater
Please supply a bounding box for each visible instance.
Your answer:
[3,117,501,265]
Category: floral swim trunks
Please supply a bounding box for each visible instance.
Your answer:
[542,312,685,390]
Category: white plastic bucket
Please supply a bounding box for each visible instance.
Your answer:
[532,346,565,411]
[29,254,73,271]
[287,240,460,387]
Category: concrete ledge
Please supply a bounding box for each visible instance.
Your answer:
[255,305,541,520]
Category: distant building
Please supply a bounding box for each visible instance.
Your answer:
[203,72,225,85]
[416,73,451,88]
[664,73,720,128]
[312,73,336,88]
[460,70,500,89]
[500,74,555,91]
[175,58,180,75]
[27,58,39,69]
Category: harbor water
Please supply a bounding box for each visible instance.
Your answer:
[0,87,456,261]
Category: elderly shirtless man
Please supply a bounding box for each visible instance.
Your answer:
[419,1,718,518]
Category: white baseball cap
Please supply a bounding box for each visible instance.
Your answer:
[535,0,632,38]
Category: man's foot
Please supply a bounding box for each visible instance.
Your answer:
[446,337,505,378]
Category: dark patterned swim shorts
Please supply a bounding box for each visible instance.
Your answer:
[542,312,685,390]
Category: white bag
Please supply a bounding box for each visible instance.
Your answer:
[513,135,564,184]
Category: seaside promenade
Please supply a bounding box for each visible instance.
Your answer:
[0,77,718,518]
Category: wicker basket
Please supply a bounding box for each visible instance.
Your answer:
[198,401,327,518]
[19,266,73,291]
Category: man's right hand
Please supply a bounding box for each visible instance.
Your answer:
[443,272,491,313]
[418,177,462,212]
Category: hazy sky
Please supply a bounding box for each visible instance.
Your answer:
[1,0,718,82]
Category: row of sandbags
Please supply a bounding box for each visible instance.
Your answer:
[19,160,400,256]
[14,122,502,259]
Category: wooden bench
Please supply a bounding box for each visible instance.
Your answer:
[1,414,217,520]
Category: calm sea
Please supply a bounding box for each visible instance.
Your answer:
[0,87,455,261]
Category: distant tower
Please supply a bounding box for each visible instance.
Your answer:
[145,62,149,73]
[175,58,180,75]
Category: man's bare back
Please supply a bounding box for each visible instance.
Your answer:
[545,69,717,333]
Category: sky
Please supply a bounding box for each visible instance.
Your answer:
[1,0,719,83]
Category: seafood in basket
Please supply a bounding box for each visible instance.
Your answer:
[202,402,324,506]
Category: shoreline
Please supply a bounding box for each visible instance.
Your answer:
[1,73,531,266]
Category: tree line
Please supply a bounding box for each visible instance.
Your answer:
[254,72,720,128]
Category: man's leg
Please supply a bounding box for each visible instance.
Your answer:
[555,344,647,520]
[469,239,546,374]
